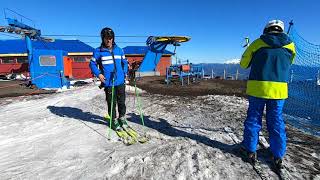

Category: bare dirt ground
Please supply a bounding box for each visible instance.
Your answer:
[0,76,246,99]
[133,76,247,97]
[0,80,55,98]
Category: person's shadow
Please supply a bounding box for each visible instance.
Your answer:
[47,106,277,175]
[47,106,239,155]
[127,113,277,174]
[47,106,271,162]
[48,106,107,125]
[127,112,242,156]
[47,106,110,138]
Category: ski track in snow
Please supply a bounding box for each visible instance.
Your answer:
[0,84,318,180]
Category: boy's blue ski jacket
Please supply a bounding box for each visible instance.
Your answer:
[89,44,128,87]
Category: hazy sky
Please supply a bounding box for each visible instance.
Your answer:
[0,0,319,63]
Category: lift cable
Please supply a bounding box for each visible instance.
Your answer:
[83,41,145,44]
[42,34,150,38]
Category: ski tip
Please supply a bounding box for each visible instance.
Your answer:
[124,139,137,146]
[138,139,148,143]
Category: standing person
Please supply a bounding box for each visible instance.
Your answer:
[89,27,128,131]
[129,61,138,82]
[239,20,296,171]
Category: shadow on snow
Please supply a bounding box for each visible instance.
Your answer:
[46,105,274,170]
[47,106,109,139]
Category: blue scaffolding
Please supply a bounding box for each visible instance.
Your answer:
[136,36,191,76]
[165,63,203,85]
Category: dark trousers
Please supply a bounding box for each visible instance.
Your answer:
[104,84,126,121]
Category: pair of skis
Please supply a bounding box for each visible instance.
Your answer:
[256,132,292,180]
[115,124,148,145]
[224,127,291,180]
[106,78,148,146]
[224,127,269,180]
[105,114,148,145]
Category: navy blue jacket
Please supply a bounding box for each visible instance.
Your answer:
[240,33,296,99]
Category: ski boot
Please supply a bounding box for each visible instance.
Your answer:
[118,116,148,143]
[118,116,129,128]
[273,157,284,171]
[238,146,268,179]
[111,119,121,131]
[239,146,257,165]
[272,157,292,179]
[111,119,135,145]
[104,113,111,121]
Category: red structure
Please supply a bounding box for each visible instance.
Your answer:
[0,57,28,75]
[0,54,93,79]
[0,43,173,79]
[0,39,94,79]
[0,54,172,79]
[155,56,172,76]
[123,46,173,76]
[126,55,171,76]
[71,61,92,79]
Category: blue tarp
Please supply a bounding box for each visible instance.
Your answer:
[0,39,94,54]
[0,42,175,56]
[31,49,69,88]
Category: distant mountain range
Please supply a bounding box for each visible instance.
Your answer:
[198,63,319,81]
[199,63,250,80]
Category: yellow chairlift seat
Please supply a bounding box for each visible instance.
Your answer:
[153,36,191,43]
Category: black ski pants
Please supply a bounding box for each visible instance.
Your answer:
[104,83,126,121]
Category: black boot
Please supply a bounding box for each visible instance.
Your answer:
[273,158,284,171]
[239,146,257,164]
[98,82,105,89]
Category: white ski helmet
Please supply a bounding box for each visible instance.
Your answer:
[264,20,284,32]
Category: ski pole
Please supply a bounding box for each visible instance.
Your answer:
[287,20,294,34]
[108,78,115,138]
[134,78,145,127]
